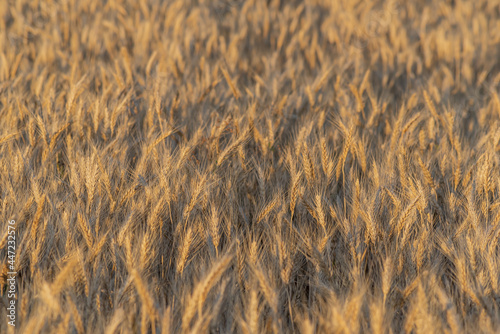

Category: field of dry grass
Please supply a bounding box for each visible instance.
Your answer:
[1,0,500,332]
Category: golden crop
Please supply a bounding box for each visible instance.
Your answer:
[1,0,500,333]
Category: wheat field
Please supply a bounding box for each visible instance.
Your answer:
[0,0,500,333]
